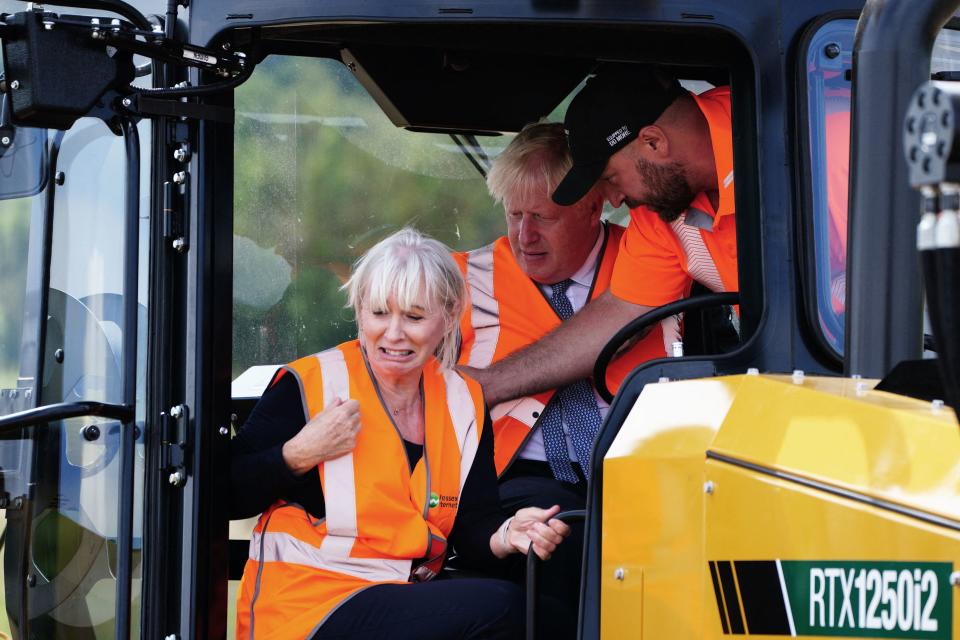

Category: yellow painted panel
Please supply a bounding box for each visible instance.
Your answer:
[711,375,960,523]
[704,460,960,639]
[602,378,741,639]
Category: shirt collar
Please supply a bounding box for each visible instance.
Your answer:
[568,225,605,287]
[691,88,734,220]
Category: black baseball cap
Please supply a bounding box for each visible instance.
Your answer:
[552,66,685,206]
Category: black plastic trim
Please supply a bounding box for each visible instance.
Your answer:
[525,509,586,640]
[706,450,960,531]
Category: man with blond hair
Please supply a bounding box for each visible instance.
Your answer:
[454,122,675,639]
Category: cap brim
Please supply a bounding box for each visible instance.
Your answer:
[551,161,607,206]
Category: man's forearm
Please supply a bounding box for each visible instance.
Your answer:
[465,291,650,405]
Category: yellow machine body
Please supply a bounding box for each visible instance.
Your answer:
[600,374,960,639]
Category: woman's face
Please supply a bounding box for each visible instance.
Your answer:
[359,295,447,382]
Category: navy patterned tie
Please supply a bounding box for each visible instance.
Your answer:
[538,279,604,483]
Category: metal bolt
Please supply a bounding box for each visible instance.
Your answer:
[165,635,178,640]
[110,18,121,32]
[0,137,10,147]
[9,80,19,90]
[219,426,229,436]
[172,171,186,184]
[169,404,185,419]
[82,425,101,442]
[173,145,190,163]
[704,480,715,495]
[949,571,960,587]
[824,43,841,59]
[657,376,670,383]
[932,399,945,410]
[42,18,53,30]
[122,97,132,108]
[222,42,231,51]
[54,348,64,363]
[55,171,65,185]
[172,237,187,253]
[791,369,805,384]
[746,367,759,376]
[26,574,36,588]
[168,470,185,486]
[13,497,23,510]
[614,568,625,581]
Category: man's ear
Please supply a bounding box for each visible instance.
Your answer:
[639,125,670,158]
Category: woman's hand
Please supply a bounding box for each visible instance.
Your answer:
[491,504,571,560]
[281,398,362,475]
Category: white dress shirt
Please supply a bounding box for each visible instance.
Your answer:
[518,228,609,463]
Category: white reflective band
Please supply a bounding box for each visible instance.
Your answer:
[464,245,500,369]
[442,369,480,494]
[723,170,734,189]
[671,211,724,292]
[250,530,411,582]
[315,349,358,542]
[659,315,683,357]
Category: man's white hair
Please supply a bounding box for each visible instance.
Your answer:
[486,122,574,208]
[344,227,466,370]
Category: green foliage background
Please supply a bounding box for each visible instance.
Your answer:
[232,56,509,377]
[0,198,30,388]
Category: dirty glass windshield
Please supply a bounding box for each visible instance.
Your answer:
[232,55,509,381]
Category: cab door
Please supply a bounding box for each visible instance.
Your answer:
[0,70,151,640]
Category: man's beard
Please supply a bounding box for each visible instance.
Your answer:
[626,158,695,223]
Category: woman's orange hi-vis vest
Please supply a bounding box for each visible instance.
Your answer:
[454,223,676,475]
[235,340,485,640]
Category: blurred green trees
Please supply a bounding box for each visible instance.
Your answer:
[232,55,508,377]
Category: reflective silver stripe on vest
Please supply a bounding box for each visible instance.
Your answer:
[464,244,500,369]
[670,209,724,292]
[441,368,480,494]
[249,529,411,582]
[315,349,357,557]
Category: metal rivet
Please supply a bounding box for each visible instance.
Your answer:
[169,404,185,419]
[54,348,64,363]
[26,574,36,587]
[792,369,804,384]
[746,367,759,376]
[932,399,945,410]
[614,568,625,581]
[172,237,187,253]
[9,80,19,90]
[82,425,101,442]
[173,145,190,163]
[121,97,132,108]
[949,571,960,587]
[168,470,185,486]
[13,497,23,510]
[172,171,186,184]
[222,42,231,51]
[704,480,715,495]
[219,426,229,436]
[55,171,65,185]
[658,376,670,383]
[823,43,841,59]
[0,137,10,146]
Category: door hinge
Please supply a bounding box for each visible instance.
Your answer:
[160,404,189,487]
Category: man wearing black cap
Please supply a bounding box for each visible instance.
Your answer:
[462,65,736,409]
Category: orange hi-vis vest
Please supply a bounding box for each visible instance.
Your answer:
[454,223,676,476]
[235,340,485,640]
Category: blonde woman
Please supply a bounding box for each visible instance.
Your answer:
[232,228,569,639]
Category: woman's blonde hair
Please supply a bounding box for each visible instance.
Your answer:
[344,227,466,369]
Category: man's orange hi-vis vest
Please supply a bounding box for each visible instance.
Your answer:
[454,223,676,476]
[235,340,485,639]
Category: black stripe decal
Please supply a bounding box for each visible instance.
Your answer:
[706,450,960,532]
[733,561,792,635]
[717,561,745,634]
[709,561,731,634]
